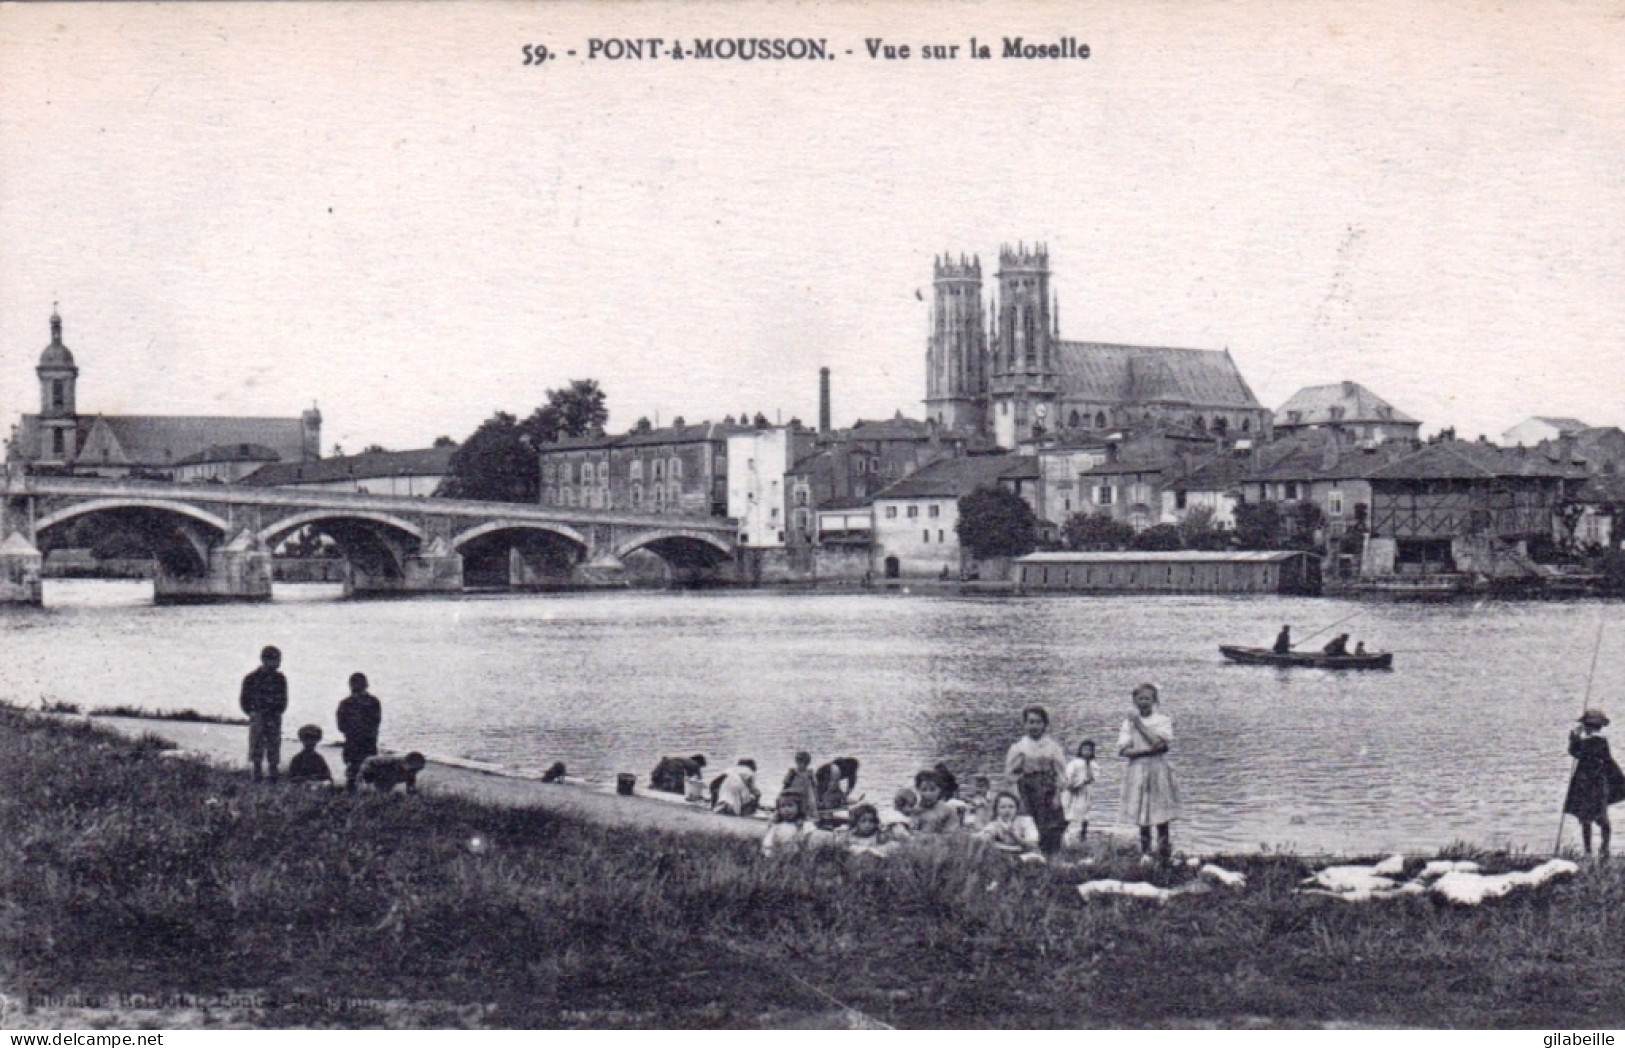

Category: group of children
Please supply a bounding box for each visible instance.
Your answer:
[240,645,426,795]
[752,685,1184,863]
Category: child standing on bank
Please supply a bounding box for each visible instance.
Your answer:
[335,672,383,792]
[1118,683,1182,864]
[1061,739,1098,852]
[1565,708,1625,858]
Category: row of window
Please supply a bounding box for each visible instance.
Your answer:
[881,503,944,520]
[543,455,708,486]
[541,482,687,509]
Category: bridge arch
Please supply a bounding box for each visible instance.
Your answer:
[451,520,588,552]
[257,510,425,549]
[34,498,233,538]
[614,529,734,560]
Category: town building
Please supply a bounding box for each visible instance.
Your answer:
[7,310,321,478]
[727,426,818,549]
[784,415,967,546]
[869,455,1038,579]
[1572,473,1625,549]
[241,445,456,497]
[1159,452,1251,532]
[1026,423,1222,530]
[1502,416,1589,447]
[1537,427,1625,475]
[924,245,1272,448]
[537,418,751,516]
[1237,434,1399,543]
[1273,381,1421,445]
[1362,440,1586,578]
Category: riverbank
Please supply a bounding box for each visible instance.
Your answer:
[5,708,1625,1029]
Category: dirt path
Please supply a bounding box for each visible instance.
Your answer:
[82,714,766,841]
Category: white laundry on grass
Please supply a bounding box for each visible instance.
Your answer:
[1298,855,1579,905]
[1076,863,1248,903]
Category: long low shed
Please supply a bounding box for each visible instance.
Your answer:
[1014,551,1322,596]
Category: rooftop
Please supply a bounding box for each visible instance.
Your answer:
[1054,342,1263,410]
[242,445,455,486]
[871,454,1035,500]
[1274,381,1419,428]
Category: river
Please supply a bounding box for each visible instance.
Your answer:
[5,581,1624,855]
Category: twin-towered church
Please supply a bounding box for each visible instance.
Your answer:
[924,244,1271,448]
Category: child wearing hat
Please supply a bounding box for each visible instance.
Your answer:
[1565,708,1625,858]
[286,724,334,786]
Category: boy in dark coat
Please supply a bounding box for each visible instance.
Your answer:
[336,672,383,792]
[1565,708,1625,858]
[240,645,288,782]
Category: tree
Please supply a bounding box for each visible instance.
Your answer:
[1131,523,1184,551]
[361,443,390,455]
[435,412,539,503]
[436,380,608,503]
[956,486,1039,560]
[1177,505,1229,550]
[1233,501,1282,550]
[1285,500,1326,550]
[432,435,458,448]
[1062,512,1134,552]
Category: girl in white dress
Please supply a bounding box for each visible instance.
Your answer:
[1117,683,1182,863]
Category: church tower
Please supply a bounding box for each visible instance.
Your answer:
[35,307,79,464]
[924,253,987,432]
[989,243,1059,447]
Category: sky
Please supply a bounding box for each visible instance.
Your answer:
[3,0,1623,452]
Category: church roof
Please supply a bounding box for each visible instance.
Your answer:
[66,414,307,467]
[1054,342,1263,410]
[1274,381,1419,428]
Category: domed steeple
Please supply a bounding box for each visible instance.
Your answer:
[38,306,76,369]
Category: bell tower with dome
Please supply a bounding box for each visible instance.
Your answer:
[35,306,79,465]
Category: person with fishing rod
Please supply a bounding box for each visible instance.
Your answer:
[1563,708,1625,859]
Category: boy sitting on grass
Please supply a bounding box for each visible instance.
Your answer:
[359,751,426,794]
[286,724,333,786]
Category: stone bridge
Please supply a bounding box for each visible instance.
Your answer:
[0,474,738,604]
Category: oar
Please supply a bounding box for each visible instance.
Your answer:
[1553,620,1607,855]
[1292,610,1363,648]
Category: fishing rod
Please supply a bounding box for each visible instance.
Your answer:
[1291,610,1363,648]
[1553,619,1607,855]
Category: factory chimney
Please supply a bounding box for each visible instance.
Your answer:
[819,367,832,434]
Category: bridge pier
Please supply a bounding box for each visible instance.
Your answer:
[0,532,44,606]
[153,533,272,605]
[572,553,629,588]
[508,546,580,590]
[345,539,464,598]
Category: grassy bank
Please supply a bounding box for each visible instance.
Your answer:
[3,708,1624,1029]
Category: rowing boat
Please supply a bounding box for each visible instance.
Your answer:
[1219,645,1394,670]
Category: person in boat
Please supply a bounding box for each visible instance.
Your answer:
[1354,641,1367,657]
[1565,709,1625,858]
[1005,705,1069,855]
[712,758,761,816]
[1273,625,1293,654]
[650,754,707,794]
[1118,683,1182,864]
[1322,634,1351,657]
